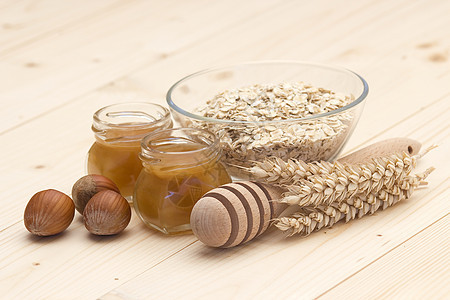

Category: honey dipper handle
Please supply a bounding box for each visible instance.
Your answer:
[336,138,421,164]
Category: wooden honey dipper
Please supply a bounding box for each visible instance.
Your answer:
[190,138,421,248]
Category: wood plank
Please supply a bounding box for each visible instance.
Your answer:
[127,0,450,150]
[1,0,445,137]
[0,0,285,133]
[0,0,124,55]
[0,215,197,299]
[318,214,450,300]
[341,89,450,155]
[0,0,448,298]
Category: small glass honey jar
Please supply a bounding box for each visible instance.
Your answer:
[133,128,231,235]
[86,103,172,200]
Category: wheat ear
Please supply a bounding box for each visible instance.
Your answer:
[273,167,434,236]
[248,145,436,186]
[247,157,336,184]
[278,147,435,207]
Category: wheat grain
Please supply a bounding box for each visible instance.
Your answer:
[248,146,435,207]
[248,151,416,185]
[273,167,434,236]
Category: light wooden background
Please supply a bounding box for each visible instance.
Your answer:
[1,0,449,299]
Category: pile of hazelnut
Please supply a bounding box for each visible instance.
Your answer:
[24,175,131,236]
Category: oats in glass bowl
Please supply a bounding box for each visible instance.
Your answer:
[167,61,368,178]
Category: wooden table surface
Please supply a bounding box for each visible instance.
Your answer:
[1,0,449,299]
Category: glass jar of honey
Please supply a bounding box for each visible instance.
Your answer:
[134,128,231,235]
[86,103,172,200]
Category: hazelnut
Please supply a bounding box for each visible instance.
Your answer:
[24,189,75,236]
[72,174,120,214]
[83,190,131,235]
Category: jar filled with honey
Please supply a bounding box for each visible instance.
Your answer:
[86,103,172,200]
[134,128,231,235]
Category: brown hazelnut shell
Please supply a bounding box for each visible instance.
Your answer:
[24,189,75,236]
[83,190,131,235]
[72,174,120,214]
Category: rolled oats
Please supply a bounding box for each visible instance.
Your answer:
[190,82,356,176]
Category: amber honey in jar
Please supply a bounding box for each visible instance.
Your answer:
[134,128,231,235]
[86,103,172,200]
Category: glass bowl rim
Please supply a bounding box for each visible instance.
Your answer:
[166,60,369,125]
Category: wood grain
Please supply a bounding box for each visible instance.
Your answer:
[318,213,450,300]
[0,0,449,298]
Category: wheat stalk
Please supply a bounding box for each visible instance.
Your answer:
[250,146,435,185]
[273,167,434,236]
[248,146,436,207]
[248,157,340,184]
[249,146,435,185]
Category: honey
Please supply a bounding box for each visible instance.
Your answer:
[86,103,172,200]
[133,128,231,235]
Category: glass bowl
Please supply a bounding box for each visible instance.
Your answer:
[167,61,369,178]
